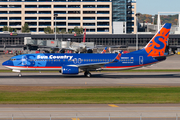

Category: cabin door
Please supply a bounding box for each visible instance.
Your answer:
[139,56,143,65]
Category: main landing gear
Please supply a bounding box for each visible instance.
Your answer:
[84,71,91,77]
[18,73,22,77]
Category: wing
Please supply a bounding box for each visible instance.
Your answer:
[68,61,110,70]
[67,51,122,70]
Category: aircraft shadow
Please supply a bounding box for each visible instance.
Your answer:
[0,73,180,79]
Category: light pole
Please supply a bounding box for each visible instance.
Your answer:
[152,16,154,25]
[54,14,58,47]
[135,13,140,51]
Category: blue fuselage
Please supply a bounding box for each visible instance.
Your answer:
[2,50,164,71]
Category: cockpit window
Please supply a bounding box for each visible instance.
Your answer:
[9,58,16,61]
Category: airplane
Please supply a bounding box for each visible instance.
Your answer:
[2,23,171,77]
[67,28,94,53]
[101,47,107,54]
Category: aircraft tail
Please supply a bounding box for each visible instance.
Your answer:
[101,47,107,54]
[112,51,123,62]
[83,28,86,43]
[143,23,171,57]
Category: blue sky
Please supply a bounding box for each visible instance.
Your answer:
[137,0,180,15]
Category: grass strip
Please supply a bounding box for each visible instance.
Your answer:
[1,87,180,104]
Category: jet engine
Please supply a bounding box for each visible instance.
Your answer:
[62,66,79,74]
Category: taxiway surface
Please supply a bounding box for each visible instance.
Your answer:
[0,104,179,120]
[0,72,180,86]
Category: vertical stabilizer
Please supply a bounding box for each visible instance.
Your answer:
[101,47,107,54]
[83,28,86,43]
[144,23,171,57]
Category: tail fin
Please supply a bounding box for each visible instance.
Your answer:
[144,23,171,57]
[112,51,123,62]
[83,28,86,43]
[101,47,107,54]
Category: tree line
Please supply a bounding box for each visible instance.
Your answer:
[2,23,84,34]
[137,13,179,25]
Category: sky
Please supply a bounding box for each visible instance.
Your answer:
[136,0,180,15]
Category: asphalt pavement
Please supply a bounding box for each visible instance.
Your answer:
[0,104,179,120]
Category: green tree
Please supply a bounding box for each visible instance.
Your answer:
[9,27,13,32]
[14,29,17,32]
[22,23,30,33]
[61,29,66,34]
[80,27,83,34]
[2,26,8,31]
[74,26,83,35]
[44,26,53,34]
[68,29,73,34]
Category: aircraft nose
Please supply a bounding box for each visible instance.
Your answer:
[2,60,14,66]
[2,60,8,66]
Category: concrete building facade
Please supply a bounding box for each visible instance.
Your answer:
[0,0,136,34]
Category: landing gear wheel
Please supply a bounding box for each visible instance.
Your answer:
[84,71,88,77]
[84,71,91,77]
[18,73,22,77]
[87,72,91,78]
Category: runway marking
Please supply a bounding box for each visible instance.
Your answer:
[108,104,119,107]
[71,118,80,120]
[2,55,5,59]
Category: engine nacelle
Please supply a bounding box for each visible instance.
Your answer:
[62,66,79,74]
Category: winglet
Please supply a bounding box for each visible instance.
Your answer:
[112,51,123,62]
[101,47,107,54]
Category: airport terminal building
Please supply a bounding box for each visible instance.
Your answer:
[0,33,180,52]
[0,0,136,34]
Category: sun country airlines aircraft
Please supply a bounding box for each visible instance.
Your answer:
[2,23,171,77]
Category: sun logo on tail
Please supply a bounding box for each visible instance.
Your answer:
[145,23,171,57]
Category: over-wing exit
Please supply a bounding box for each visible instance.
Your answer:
[2,23,171,77]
